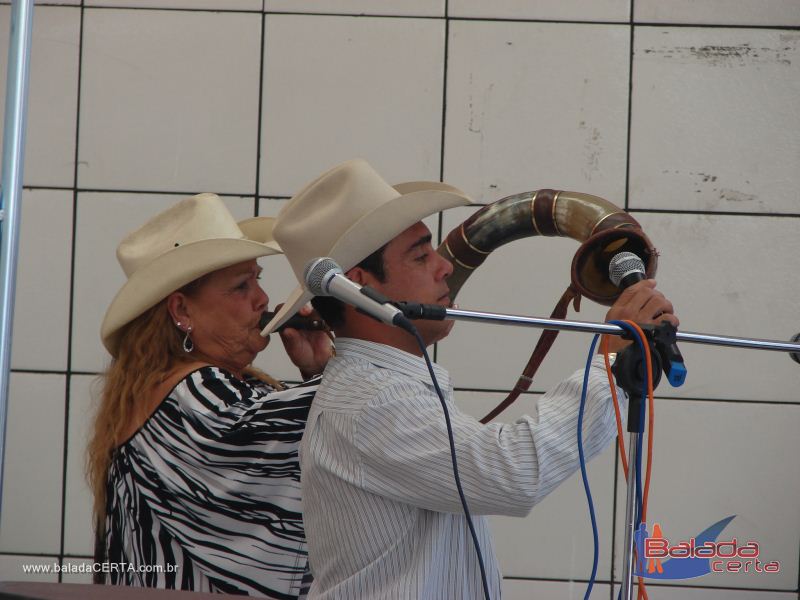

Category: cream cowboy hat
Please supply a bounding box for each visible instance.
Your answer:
[101,193,281,356]
[261,158,473,335]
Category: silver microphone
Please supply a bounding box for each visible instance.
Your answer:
[303,257,408,328]
[609,251,647,289]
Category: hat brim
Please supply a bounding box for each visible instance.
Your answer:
[260,285,312,337]
[328,188,471,273]
[238,216,281,250]
[102,237,281,356]
[261,186,472,335]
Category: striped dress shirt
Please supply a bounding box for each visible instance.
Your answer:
[301,338,626,599]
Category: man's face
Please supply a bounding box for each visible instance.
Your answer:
[364,221,456,346]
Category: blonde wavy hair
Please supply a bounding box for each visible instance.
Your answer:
[86,284,282,541]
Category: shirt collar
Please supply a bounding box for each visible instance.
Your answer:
[333,338,451,390]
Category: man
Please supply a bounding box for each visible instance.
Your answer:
[264,159,678,599]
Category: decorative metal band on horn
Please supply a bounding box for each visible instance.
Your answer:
[437,189,659,422]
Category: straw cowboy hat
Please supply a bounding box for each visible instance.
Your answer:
[261,158,473,335]
[101,193,281,356]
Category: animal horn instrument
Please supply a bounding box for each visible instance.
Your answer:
[438,189,658,422]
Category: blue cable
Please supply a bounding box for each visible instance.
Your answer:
[406,323,492,600]
[578,334,601,600]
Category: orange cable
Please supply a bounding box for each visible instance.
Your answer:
[602,335,628,475]
[623,320,655,522]
[623,321,655,600]
[603,323,656,600]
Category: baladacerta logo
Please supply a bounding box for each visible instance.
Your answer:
[633,516,780,579]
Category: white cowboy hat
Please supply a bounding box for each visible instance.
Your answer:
[101,193,281,356]
[261,158,473,335]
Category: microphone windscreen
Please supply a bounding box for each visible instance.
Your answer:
[304,257,342,295]
[609,251,646,288]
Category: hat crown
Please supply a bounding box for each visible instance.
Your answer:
[102,193,279,356]
[117,193,244,278]
[260,158,473,335]
[274,159,399,276]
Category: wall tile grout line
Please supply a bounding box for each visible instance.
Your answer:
[264,12,800,31]
[433,0,449,366]
[614,5,631,580]
[79,5,263,15]
[53,0,87,581]
[25,5,799,32]
[253,10,267,216]
[21,187,799,218]
[15,368,800,407]
[3,3,800,29]
[623,11,636,212]
[615,4,634,587]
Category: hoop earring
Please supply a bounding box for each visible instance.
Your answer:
[182,325,194,353]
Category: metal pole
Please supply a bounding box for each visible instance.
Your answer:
[0,0,35,519]
[443,308,800,355]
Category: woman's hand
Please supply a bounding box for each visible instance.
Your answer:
[278,304,334,380]
[603,280,679,354]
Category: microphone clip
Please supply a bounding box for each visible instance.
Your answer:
[615,321,687,391]
[392,301,448,321]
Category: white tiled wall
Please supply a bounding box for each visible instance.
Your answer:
[449,0,629,23]
[634,1,800,27]
[261,14,446,195]
[78,9,262,194]
[0,374,65,556]
[0,6,79,187]
[265,0,445,17]
[1,2,798,596]
[629,27,800,215]
[445,20,630,204]
[10,189,72,371]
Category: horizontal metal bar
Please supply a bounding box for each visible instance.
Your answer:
[444,308,800,354]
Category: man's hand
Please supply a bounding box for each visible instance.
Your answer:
[603,280,679,354]
[278,304,334,379]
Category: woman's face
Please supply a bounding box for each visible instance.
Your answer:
[174,259,270,374]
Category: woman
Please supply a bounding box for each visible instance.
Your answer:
[88,193,332,598]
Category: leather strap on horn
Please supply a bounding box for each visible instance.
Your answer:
[479,285,579,423]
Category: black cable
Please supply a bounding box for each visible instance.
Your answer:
[400,318,492,600]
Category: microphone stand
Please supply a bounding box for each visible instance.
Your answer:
[441,307,800,355]
[396,303,800,600]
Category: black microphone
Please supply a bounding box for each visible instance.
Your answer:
[304,257,412,330]
[609,251,647,289]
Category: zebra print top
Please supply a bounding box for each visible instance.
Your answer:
[103,366,318,598]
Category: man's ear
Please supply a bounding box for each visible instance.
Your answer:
[166,292,190,325]
[347,267,369,286]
